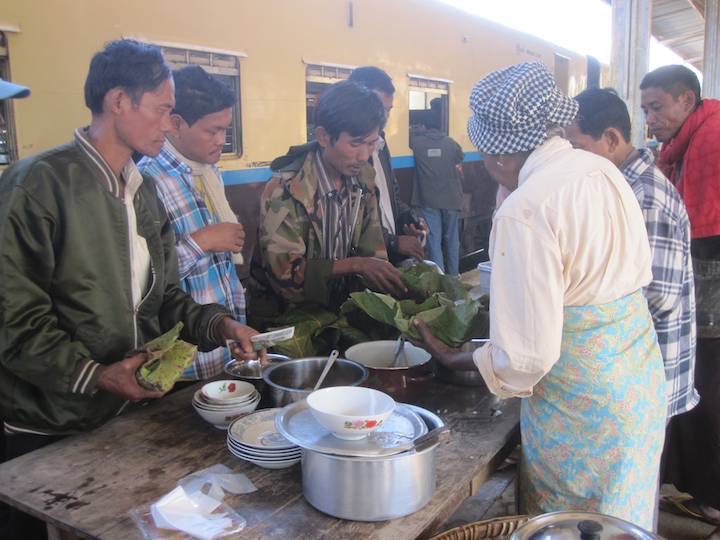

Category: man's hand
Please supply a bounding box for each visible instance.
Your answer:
[412,319,476,371]
[191,222,245,253]
[396,235,425,260]
[220,318,267,363]
[355,257,408,297]
[404,218,429,237]
[95,352,164,402]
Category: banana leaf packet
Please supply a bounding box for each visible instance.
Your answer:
[135,322,198,393]
[342,264,490,348]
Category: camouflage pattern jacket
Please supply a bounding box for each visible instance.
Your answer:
[248,142,388,326]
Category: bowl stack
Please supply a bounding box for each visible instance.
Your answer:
[192,380,261,429]
[226,409,301,469]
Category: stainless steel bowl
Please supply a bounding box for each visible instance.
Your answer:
[262,357,369,407]
[224,354,290,395]
[434,339,489,387]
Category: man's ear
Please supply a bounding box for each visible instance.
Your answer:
[169,113,186,132]
[681,88,698,111]
[104,87,127,115]
[603,128,622,153]
[315,126,330,148]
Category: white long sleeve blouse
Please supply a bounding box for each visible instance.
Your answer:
[473,137,653,398]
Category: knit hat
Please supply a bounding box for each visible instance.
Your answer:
[467,62,577,154]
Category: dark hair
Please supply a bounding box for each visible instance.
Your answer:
[574,87,632,142]
[316,80,386,143]
[348,66,395,95]
[172,65,236,126]
[84,39,171,115]
[640,64,701,105]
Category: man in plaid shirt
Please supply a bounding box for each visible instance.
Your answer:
[566,88,698,418]
[139,66,246,380]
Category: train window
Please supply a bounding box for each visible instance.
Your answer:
[0,32,19,165]
[305,63,353,141]
[160,46,243,156]
[408,76,449,136]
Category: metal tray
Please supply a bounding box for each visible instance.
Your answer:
[275,400,428,458]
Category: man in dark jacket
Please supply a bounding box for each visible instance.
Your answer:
[348,66,427,263]
[409,111,464,275]
[0,39,261,539]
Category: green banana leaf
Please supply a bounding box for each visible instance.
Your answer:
[136,324,197,392]
[401,262,470,301]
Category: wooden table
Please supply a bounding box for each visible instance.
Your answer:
[0,380,519,539]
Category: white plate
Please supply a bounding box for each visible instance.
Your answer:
[227,446,300,469]
[275,401,428,457]
[227,409,295,450]
[227,446,301,462]
[226,439,300,459]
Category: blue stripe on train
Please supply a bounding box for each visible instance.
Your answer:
[221,151,482,185]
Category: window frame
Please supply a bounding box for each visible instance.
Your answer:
[157,43,245,157]
[408,75,451,135]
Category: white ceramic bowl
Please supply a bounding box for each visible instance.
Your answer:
[345,340,431,369]
[201,380,255,404]
[192,393,260,429]
[306,386,395,440]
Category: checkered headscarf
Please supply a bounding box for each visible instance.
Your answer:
[467,62,578,154]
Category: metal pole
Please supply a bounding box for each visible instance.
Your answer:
[610,0,651,148]
[704,0,720,98]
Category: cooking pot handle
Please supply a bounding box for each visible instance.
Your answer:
[413,425,450,453]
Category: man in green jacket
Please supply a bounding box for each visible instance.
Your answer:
[248,81,406,327]
[0,40,261,536]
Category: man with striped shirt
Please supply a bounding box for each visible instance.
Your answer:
[139,66,247,380]
[248,81,406,327]
[565,87,697,419]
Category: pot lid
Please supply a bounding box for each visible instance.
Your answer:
[275,400,428,457]
[511,511,660,540]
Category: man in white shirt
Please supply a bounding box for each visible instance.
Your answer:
[348,66,427,263]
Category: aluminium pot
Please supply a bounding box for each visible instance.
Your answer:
[301,405,444,521]
[344,340,434,402]
[262,357,368,407]
[510,511,660,539]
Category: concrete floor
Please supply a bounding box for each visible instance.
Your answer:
[436,459,716,539]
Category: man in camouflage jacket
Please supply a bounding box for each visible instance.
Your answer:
[248,81,406,327]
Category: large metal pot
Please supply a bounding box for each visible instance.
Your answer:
[301,405,444,521]
[511,511,660,539]
[262,357,368,407]
[344,340,434,402]
[434,338,489,387]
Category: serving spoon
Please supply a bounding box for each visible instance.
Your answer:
[313,349,339,391]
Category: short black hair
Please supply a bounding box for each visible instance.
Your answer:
[348,66,395,95]
[574,87,632,142]
[172,65,236,126]
[316,80,386,143]
[84,39,171,115]
[640,64,701,105]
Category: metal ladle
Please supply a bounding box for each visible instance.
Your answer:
[392,335,407,368]
[313,349,339,391]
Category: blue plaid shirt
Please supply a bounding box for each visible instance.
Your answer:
[138,144,246,380]
[621,148,698,417]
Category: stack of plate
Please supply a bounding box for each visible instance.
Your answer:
[226,409,301,469]
[192,380,261,429]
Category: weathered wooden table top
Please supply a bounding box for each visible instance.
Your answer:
[0,380,519,540]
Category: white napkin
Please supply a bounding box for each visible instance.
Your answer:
[179,464,257,501]
[151,486,232,540]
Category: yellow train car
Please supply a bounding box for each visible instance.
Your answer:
[0,0,589,273]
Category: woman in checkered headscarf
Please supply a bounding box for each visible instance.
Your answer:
[415,62,665,530]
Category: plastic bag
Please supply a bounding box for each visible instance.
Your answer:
[130,464,256,540]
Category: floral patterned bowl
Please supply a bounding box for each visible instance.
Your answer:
[306,386,395,440]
